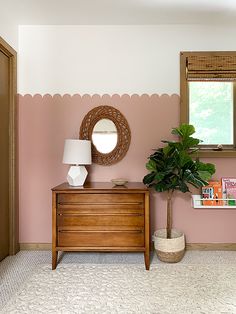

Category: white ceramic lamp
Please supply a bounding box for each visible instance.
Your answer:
[63,139,91,186]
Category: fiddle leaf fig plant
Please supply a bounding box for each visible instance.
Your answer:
[143,124,215,239]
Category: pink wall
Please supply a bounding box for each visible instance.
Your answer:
[18,94,236,243]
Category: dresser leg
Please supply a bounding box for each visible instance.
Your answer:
[144,250,150,270]
[52,250,58,270]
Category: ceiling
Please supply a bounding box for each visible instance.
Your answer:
[2,0,236,25]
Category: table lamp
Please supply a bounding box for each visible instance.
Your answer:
[63,139,91,186]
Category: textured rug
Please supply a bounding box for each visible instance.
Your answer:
[1,263,236,314]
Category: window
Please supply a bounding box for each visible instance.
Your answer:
[180,51,236,157]
[189,81,234,145]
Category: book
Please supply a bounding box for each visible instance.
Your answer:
[202,186,214,206]
[225,181,236,205]
[202,181,223,206]
[221,177,236,205]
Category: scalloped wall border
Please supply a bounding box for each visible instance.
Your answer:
[18,93,180,99]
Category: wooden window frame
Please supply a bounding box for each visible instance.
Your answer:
[180,51,236,158]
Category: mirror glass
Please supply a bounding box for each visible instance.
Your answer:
[92,119,118,153]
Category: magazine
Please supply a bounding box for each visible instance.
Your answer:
[225,181,236,206]
[221,177,236,205]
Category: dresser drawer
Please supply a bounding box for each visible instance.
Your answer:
[57,213,144,228]
[58,193,144,205]
[58,230,144,247]
[57,203,144,215]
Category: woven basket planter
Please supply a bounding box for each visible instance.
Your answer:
[154,229,185,263]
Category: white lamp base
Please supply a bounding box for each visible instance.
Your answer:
[67,165,88,186]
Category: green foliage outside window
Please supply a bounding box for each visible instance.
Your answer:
[189,82,233,145]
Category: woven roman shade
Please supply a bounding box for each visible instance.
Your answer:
[186,54,236,81]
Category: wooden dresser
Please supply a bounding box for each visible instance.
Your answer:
[52,182,150,270]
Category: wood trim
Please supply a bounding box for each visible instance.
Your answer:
[0,36,18,255]
[180,52,188,124]
[180,51,236,157]
[234,82,236,146]
[192,149,236,158]
[186,243,236,251]
[144,191,150,270]
[52,191,58,269]
[20,242,236,251]
[20,243,52,250]
[56,247,145,251]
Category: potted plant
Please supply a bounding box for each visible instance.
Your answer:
[143,124,215,262]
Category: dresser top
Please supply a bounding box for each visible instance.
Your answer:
[52,182,148,192]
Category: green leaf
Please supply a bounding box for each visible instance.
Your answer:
[146,159,156,172]
[185,172,208,188]
[155,172,165,181]
[143,172,155,185]
[188,147,200,154]
[172,124,195,138]
[154,182,169,192]
[197,170,213,181]
[182,137,200,149]
[149,149,164,162]
[196,161,216,175]
[178,181,190,193]
[163,145,172,156]
[178,151,192,167]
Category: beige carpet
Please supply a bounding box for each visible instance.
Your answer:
[1,263,236,314]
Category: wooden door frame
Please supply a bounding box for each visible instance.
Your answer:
[0,36,19,255]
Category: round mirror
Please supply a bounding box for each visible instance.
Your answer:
[92,119,118,153]
[80,105,131,165]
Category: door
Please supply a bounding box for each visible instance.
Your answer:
[0,37,18,261]
[0,49,10,261]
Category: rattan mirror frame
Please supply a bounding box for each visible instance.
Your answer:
[79,106,131,165]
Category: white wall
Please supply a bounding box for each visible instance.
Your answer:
[0,17,18,50]
[18,25,236,95]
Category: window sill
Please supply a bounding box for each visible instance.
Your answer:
[193,149,236,158]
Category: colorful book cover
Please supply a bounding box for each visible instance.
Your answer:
[225,181,236,205]
[202,186,214,206]
[221,177,236,205]
[202,181,223,206]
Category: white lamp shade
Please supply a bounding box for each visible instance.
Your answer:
[63,139,91,165]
